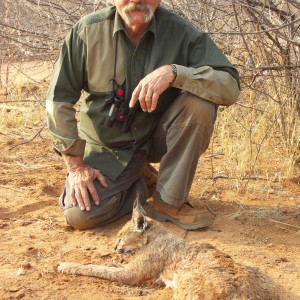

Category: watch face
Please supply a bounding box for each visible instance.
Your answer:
[172,65,177,82]
[169,65,177,86]
[172,65,177,75]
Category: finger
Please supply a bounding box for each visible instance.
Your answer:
[150,92,160,112]
[87,182,100,206]
[129,85,141,108]
[138,85,148,112]
[74,188,85,210]
[145,90,153,111]
[145,98,152,112]
[70,188,77,206]
[80,185,92,211]
[139,98,147,112]
[96,172,108,188]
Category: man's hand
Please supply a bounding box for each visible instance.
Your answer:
[129,65,175,113]
[62,155,108,211]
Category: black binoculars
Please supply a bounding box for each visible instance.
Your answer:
[104,85,139,133]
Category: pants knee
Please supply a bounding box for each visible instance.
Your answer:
[63,207,98,230]
[177,92,217,127]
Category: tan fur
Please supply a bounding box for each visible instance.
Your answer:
[58,204,278,300]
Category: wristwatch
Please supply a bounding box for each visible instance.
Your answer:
[170,64,177,85]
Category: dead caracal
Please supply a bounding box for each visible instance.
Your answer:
[58,200,278,300]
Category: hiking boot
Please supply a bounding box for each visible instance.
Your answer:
[152,192,213,230]
[143,163,158,197]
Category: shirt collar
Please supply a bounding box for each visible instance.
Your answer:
[112,7,157,39]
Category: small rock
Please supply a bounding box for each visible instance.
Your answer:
[17,267,25,276]
[22,262,32,269]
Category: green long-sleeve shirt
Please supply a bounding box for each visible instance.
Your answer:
[46,6,240,180]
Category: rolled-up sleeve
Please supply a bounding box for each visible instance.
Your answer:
[173,65,240,106]
[46,101,86,156]
[46,25,87,156]
[172,32,240,106]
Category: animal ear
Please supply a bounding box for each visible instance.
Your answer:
[133,198,147,214]
[132,201,148,232]
[133,187,147,216]
[132,198,139,210]
[114,238,121,251]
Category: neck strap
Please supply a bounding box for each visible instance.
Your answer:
[112,32,119,89]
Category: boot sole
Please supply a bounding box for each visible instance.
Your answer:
[152,209,212,230]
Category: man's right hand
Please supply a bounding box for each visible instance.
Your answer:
[62,155,108,211]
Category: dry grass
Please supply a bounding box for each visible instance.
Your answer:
[205,71,300,193]
[0,62,50,132]
[1,61,300,196]
[0,104,45,131]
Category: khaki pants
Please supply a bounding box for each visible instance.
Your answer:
[61,92,217,229]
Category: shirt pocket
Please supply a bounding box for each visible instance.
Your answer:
[83,23,125,93]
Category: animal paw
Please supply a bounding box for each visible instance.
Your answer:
[57,262,80,274]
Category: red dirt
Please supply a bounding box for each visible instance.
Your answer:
[0,128,299,300]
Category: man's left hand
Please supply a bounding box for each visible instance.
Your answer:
[129,65,175,113]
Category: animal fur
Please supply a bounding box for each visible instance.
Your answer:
[58,200,278,300]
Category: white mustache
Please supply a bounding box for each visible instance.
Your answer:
[124,2,150,13]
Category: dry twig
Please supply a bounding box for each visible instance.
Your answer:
[269,219,300,230]
[9,125,46,150]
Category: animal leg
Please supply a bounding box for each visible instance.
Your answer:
[58,254,162,285]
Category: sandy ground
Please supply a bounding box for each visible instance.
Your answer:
[0,125,299,300]
[0,55,300,298]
